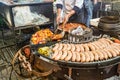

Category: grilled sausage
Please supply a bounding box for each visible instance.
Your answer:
[88,43,96,51]
[100,38,110,46]
[52,50,59,59]
[65,51,72,61]
[75,44,81,52]
[94,41,103,49]
[79,44,85,52]
[96,50,104,60]
[108,48,117,57]
[89,51,94,62]
[80,53,86,62]
[84,52,90,62]
[92,51,99,61]
[103,49,112,58]
[71,44,76,52]
[76,52,81,62]
[67,44,71,51]
[99,50,108,60]
[112,49,119,56]
[111,46,120,55]
[71,51,76,62]
[54,51,63,60]
[98,39,107,48]
[105,38,113,44]
[60,51,68,60]
[58,43,63,51]
[83,44,90,51]
[53,43,59,51]
[91,42,99,50]
[62,44,68,51]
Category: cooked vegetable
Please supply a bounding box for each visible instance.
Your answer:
[111,37,120,44]
[38,47,51,56]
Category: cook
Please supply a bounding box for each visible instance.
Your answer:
[55,0,84,24]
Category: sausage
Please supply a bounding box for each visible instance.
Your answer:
[58,43,63,51]
[111,46,120,55]
[62,44,68,51]
[75,44,81,52]
[98,39,107,48]
[111,43,120,49]
[105,38,113,44]
[65,51,72,61]
[96,50,104,60]
[52,50,59,59]
[94,41,103,49]
[71,44,76,52]
[54,51,63,60]
[76,52,81,62]
[88,43,96,51]
[107,49,117,57]
[71,51,76,62]
[60,51,68,60]
[67,44,71,51]
[84,52,90,62]
[80,53,86,62]
[91,42,100,50]
[103,49,112,58]
[99,50,108,60]
[52,43,59,51]
[83,44,90,51]
[112,49,119,56]
[92,51,99,61]
[79,44,85,52]
[100,38,110,46]
[88,51,94,62]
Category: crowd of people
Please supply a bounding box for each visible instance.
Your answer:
[55,0,102,27]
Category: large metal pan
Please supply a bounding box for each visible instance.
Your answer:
[34,40,120,69]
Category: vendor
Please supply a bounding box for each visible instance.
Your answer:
[55,0,84,24]
[83,0,93,27]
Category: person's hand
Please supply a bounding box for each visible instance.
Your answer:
[63,14,70,24]
[56,15,61,24]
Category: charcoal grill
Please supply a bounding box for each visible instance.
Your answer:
[33,38,120,80]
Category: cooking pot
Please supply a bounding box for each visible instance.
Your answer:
[98,16,120,38]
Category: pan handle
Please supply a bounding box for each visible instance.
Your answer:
[64,74,73,80]
[64,67,73,80]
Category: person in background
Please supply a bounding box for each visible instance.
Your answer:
[92,0,103,18]
[83,0,93,27]
[55,0,84,25]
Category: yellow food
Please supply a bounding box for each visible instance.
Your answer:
[38,47,51,56]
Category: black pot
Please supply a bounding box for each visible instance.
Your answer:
[98,16,120,37]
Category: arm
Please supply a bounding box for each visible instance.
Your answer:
[64,0,84,23]
[55,0,63,24]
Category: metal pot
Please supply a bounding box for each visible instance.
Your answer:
[98,16,120,38]
[98,16,120,31]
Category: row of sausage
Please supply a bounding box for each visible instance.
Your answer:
[52,38,113,52]
[51,38,120,62]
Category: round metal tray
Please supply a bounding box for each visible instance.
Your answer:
[34,40,120,69]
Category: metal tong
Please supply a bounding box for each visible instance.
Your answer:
[54,21,66,37]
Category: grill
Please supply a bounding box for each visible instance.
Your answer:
[31,35,120,80]
[0,1,120,80]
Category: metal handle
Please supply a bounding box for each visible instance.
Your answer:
[64,67,73,80]
[64,74,73,80]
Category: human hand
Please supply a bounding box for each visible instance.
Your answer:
[56,15,61,24]
[63,14,70,24]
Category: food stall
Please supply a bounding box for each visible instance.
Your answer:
[0,0,120,80]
